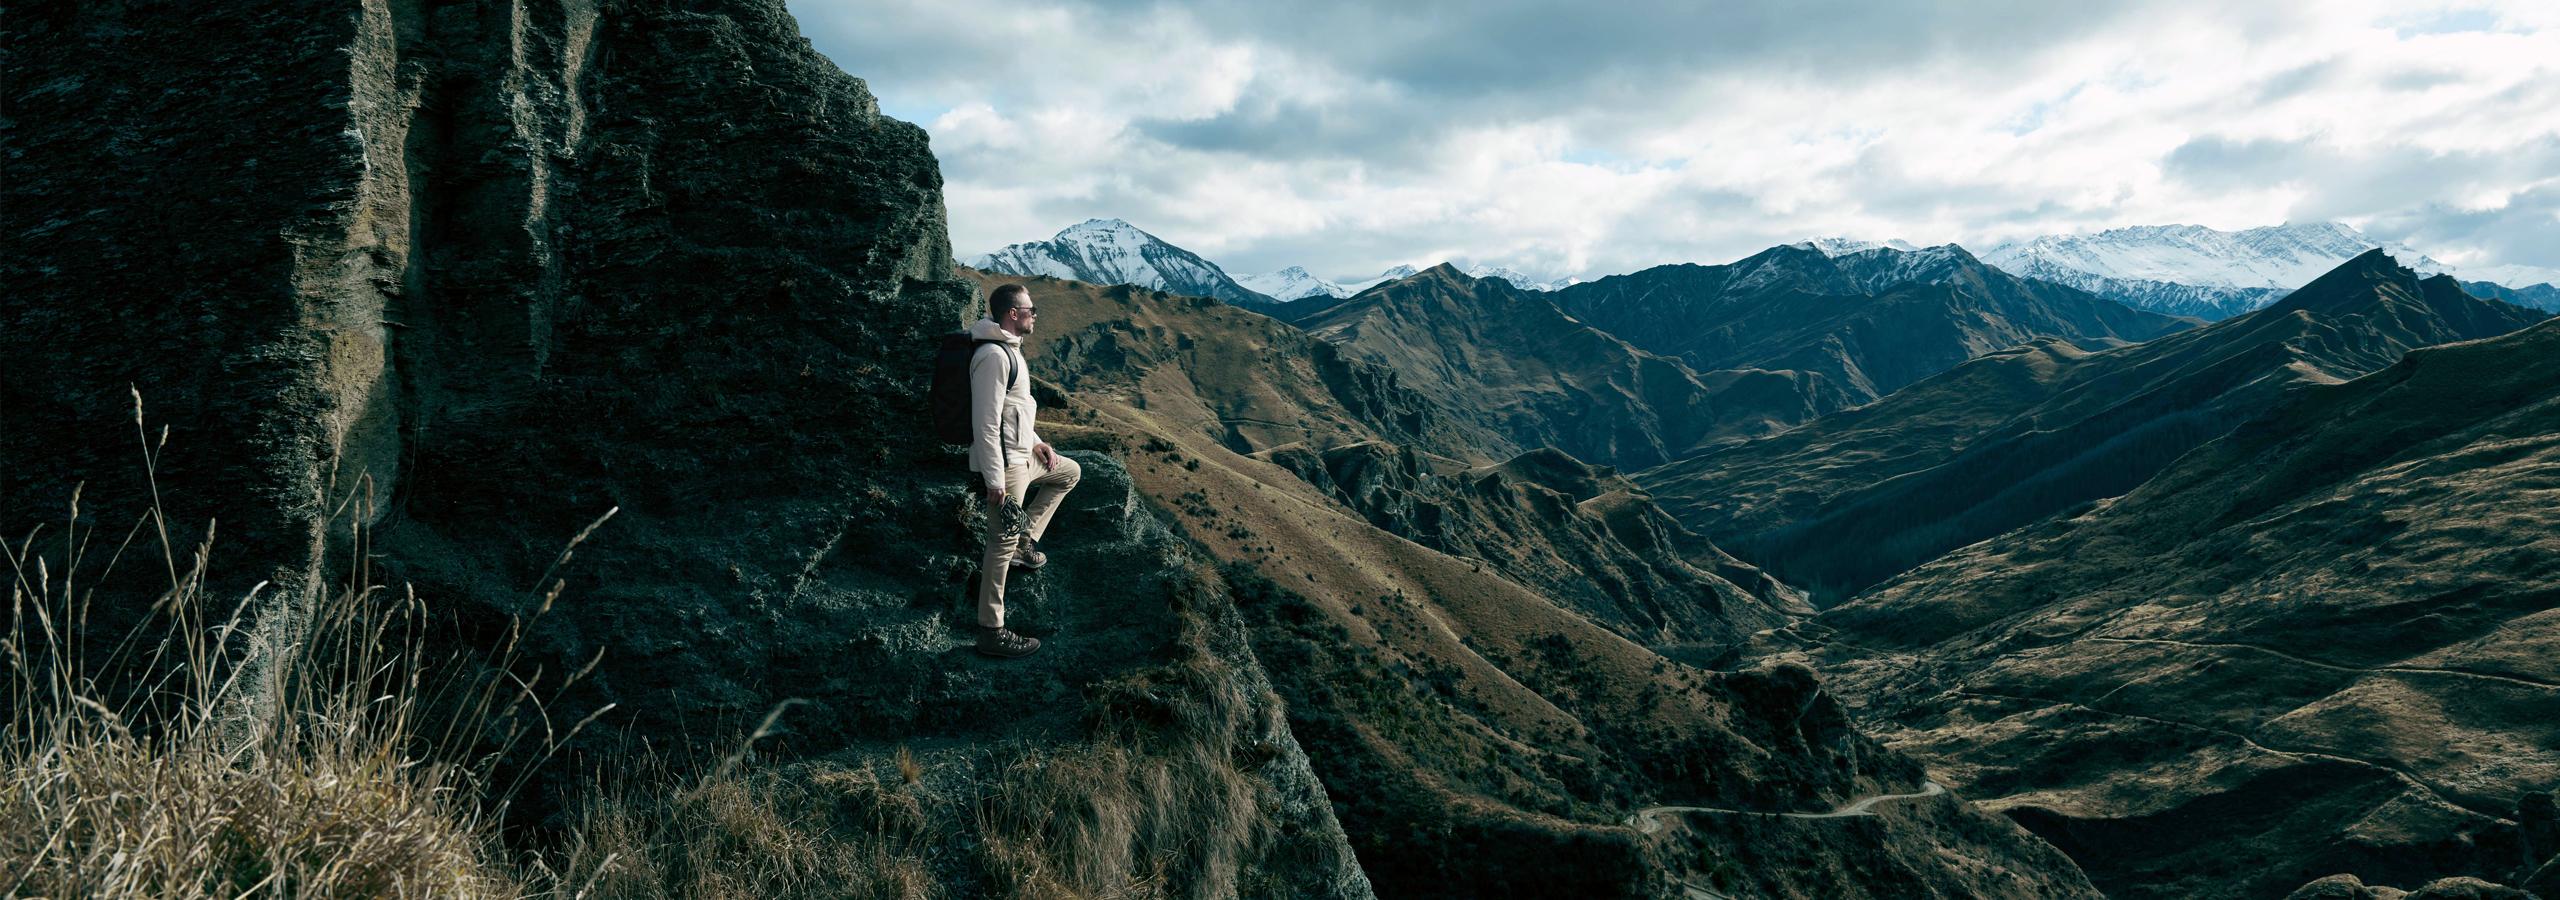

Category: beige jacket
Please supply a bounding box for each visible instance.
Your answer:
[967,317,1042,490]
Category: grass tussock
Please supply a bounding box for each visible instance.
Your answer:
[1,395,593,898]
[551,753,937,900]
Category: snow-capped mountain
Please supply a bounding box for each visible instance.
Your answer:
[1337,265,1423,295]
[962,218,1276,308]
[1462,264,1579,292]
[1234,266,1351,301]
[1981,222,2452,320]
[1799,237,1921,257]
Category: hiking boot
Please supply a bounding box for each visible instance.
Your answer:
[1011,538,1047,571]
[975,626,1041,659]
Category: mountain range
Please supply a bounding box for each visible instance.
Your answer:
[1550,243,2196,410]
[976,218,2558,325]
[1639,250,2548,601]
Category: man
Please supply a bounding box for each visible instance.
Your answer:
[968,283,1079,658]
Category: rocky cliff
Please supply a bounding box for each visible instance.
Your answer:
[3,2,1370,894]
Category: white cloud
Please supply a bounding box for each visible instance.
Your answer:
[793,0,2560,283]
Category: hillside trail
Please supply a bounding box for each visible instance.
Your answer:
[1626,781,1947,835]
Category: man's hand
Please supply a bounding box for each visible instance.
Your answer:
[985,483,1007,507]
[1033,442,1056,468]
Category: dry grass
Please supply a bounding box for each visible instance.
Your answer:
[549,753,938,900]
[0,395,592,898]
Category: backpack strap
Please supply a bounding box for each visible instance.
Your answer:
[975,338,1018,391]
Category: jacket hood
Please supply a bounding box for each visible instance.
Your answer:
[969,317,1020,344]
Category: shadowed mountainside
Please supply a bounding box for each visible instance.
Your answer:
[1794,316,2560,900]
[1283,264,1834,469]
[1641,251,2549,600]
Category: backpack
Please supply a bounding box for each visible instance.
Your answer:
[930,331,1017,445]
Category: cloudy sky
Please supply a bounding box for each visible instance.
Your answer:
[791,0,2560,285]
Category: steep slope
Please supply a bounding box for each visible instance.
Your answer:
[1982,221,2453,319]
[989,277,2105,899]
[1286,265,1833,469]
[1553,243,2193,409]
[1802,315,2560,900]
[965,218,1281,311]
[1642,250,2549,600]
[3,3,1372,893]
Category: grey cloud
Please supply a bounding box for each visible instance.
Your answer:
[2365,180,2560,273]
[2253,58,2341,104]
[2161,136,2308,191]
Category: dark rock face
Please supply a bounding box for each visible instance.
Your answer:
[5,0,415,618]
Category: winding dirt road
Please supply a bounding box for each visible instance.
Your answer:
[1627,781,1947,835]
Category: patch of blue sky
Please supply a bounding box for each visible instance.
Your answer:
[2387,8,2504,37]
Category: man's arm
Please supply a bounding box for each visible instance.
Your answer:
[968,345,1007,493]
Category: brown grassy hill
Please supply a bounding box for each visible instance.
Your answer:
[963,269,2104,899]
[1799,316,2560,899]
[1284,264,1829,468]
[1263,441,1809,650]
[1641,250,2550,600]
[1553,243,2195,405]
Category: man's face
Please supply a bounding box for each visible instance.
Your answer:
[1010,293,1038,335]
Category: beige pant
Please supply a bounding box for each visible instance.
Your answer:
[979,452,1081,628]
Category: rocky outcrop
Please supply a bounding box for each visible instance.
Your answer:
[3,2,1371,893]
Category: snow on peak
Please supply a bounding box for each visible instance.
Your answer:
[1801,236,1921,257]
[1235,265,1352,301]
[1463,263,1579,292]
[1337,264,1427,294]
[1981,222,2451,292]
[963,219,1269,306]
